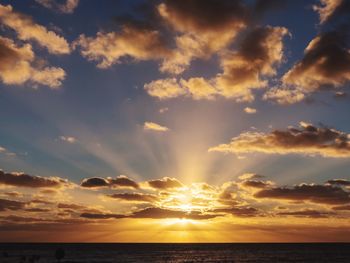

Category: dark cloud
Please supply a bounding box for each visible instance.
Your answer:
[57,203,86,210]
[242,180,270,189]
[0,169,70,188]
[327,179,350,186]
[80,213,125,219]
[147,177,183,189]
[81,175,139,189]
[158,0,248,32]
[332,205,350,210]
[254,183,350,205]
[0,198,26,211]
[210,122,350,158]
[277,209,336,218]
[80,177,109,188]
[108,175,139,189]
[283,29,350,92]
[213,206,260,217]
[107,193,159,203]
[25,208,51,213]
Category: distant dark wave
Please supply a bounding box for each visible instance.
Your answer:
[1,243,350,262]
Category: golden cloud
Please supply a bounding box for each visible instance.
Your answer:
[0,4,70,54]
[0,37,65,88]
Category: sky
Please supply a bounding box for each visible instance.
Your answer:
[0,0,350,242]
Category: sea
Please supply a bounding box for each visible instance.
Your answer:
[0,243,349,262]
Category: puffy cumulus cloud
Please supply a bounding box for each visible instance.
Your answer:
[0,169,71,188]
[179,77,218,100]
[215,26,289,101]
[147,177,183,189]
[144,78,186,100]
[158,0,247,34]
[74,25,171,69]
[159,33,209,74]
[254,184,350,205]
[244,107,257,114]
[313,0,350,24]
[145,26,289,102]
[277,209,336,218]
[80,175,139,189]
[0,4,70,54]
[36,0,79,14]
[263,87,305,105]
[282,30,350,94]
[107,193,159,203]
[156,0,250,74]
[0,37,65,88]
[209,122,350,158]
[143,122,169,132]
[0,198,26,211]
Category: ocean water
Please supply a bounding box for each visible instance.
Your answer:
[0,243,350,262]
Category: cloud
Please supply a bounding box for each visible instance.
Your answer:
[145,26,289,102]
[277,209,335,218]
[57,203,86,210]
[80,177,109,188]
[36,0,79,14]
[0,37,65,88]
[0,169,71,188]
[108,175,140,189]
[80,213,125,219]
[147,177,183,189]
[81,175,139,189]
[313,0,350,24]
[244,107,257,114]
[263,87,305,105]
[209,122,350,158]
[107,193,159,203]
[254,183,350,205]
[143,122,169,132]
[241,180,270,189]
[59,136,77,144]
[130,207,217,220]
[0,199,26,211]
[80,207,218,220]
[157,0,248,74]
[282,30,350,94]
[0,4,70,54]
[214,26,289,101]
[0,146,15,156]
[213,206,260,217]
[144,78,186,100]
[74,25,170,68]
[327,179,350,186]
[332,205,350,210]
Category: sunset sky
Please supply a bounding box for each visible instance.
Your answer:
[0,0,350,242]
